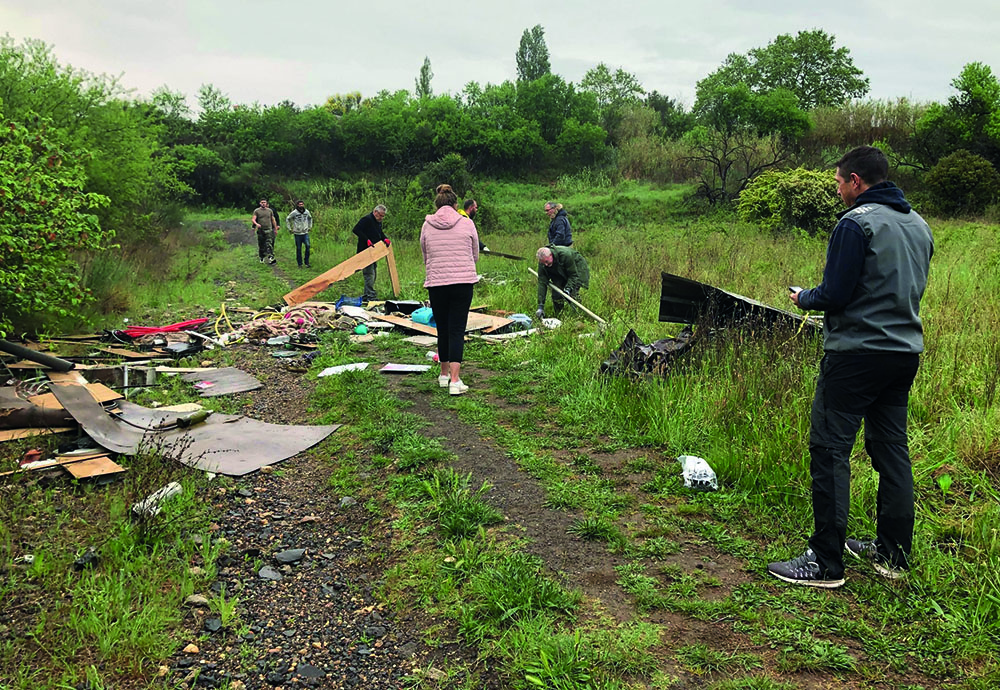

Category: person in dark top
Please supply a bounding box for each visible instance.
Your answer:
[535,245,590,318]
[544,202,572,246]
[768,146,934,589]
[352,204,389,302]
[251,199,279,264]
[459,198,488,252]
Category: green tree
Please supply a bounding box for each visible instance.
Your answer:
[0,107,112,336]
[323,91,363,116]
[696,29,869,110]
[686,83,811,203]
[415,57,434,99]
[924,149,1000,216]
[645,91,694,140]
[915,62,1000,167]
[580,63,645,137]
[515,25,551,82]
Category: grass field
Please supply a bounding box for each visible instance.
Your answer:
[4,175,999,688]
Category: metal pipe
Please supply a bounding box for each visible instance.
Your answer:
[0,339,76,372]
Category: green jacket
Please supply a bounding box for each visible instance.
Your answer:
[537,245,590,308]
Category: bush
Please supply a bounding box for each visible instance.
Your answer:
[924,149,1000,217]
[738,167,840,235]
[417,153,472,198]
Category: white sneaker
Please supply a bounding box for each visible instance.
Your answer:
[437,375,450,388]
[449,380,469,396]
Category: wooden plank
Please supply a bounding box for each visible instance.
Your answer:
[67,456,126,479]
[283,243,391,306]
[466,312,513,333]
[385,244,401,297]
[368,313,437,336]
[28,383,122,410]
[98,346,151,359]
[4,360,50,370]
[0,427,74,443]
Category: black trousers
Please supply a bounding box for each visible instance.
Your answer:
[808,352,919,578]
[428,283,474,364]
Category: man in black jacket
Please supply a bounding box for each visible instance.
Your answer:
[768,146,933,589]
[352,205,389,302]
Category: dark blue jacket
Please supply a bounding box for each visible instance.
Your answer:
[352,212,387,253]
[547,209,573,246]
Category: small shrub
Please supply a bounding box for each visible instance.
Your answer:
[417,153,472,198]
[924,149,1000,217]
[737,167,840,235]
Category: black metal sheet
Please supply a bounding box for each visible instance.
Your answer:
[659,272,818,333]
[179,367,263,397]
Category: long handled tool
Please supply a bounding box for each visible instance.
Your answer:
[528,268,607,325]
[482,249,525,260]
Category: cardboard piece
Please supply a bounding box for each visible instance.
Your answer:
[284,243,400,306]
[368,313,438,336]
[380,363,431,374]
[467,312,514,333]
[66,456,126,479]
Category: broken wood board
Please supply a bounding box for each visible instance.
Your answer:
[0,451,109,477]
[66,456,126,479]
[0,427,74,443]
[98,346,152,359]
[284,243,400,306]
[368,313,438,336]
[49,385,342,476]
[28,382,122,410]
[4,360,50,370]
[179,368,262,397]
[467,312,514,333]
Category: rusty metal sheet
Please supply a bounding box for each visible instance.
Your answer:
[49,385,340,476]
[179,368,262,397]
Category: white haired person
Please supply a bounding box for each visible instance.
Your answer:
[535,245,590,319]
[543,202,573,246]
[420,184,480,396]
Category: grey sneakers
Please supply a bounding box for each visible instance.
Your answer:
[767,549,846,589]
[845,538,906,580]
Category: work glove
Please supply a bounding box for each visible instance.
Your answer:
[384,238,391,246]
[366,239,373,247]
[535,308,545,320]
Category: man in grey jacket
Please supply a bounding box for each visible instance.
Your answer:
[768,146,934,588]
[286,200,314,268]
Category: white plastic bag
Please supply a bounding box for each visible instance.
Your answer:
[678,455,718,491]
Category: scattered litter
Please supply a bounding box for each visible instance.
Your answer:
[354,324,368,335]
[678,455,718,491]
[425,351,439,362]
[601,327,694,377]
[338,305,369,320]
[385,300,423,315]
[270,350,299,358]
[266,335,291,346]
[318,363,370,377]
[411,307,436,326]
[193,381,215,390]
[73,547,100,571]
[133,482,183,518]
[379,363,431,374]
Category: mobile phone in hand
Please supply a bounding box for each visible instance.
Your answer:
[788,286,803,293]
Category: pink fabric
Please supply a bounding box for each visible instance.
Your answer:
[420,205,480,288]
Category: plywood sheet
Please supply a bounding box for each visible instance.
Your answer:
[284,243,395,306]
[47,371,89,385]
[466,312,513,333]
[98,347,151,359]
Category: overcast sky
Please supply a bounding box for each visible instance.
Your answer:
[2,0,999,111]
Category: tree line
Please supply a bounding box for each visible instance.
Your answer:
[2,27,999,335]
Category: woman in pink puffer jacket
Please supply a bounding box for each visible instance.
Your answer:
[420,184,480,396]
